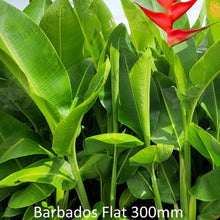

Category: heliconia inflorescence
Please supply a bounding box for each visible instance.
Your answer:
[135,0,211,47]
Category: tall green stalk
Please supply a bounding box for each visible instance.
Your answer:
[68,129,91,210]
[109,46,120,209]
[151,163,165,220]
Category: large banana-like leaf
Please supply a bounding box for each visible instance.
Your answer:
[129,49,152,145]
[53,59,110,156]
[72,0,115,67]
[0,60,47,131]
[0,1,72,124]
[40,0,84,69]
[200,75,220,138]
[8,183,54,209]
[0,158,75,190]
[152,72,184,149]
[0,111,41,145]
[24,0,52,25]
[0,137,53,164]
[121,0,187,95]
[182,40,220,122]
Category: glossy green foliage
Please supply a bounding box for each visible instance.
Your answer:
[0,158,75,190]
[188,123,220,167]
[85,133,143,154]
[190,166,220,201]
[40,0,84,68]
[206,0,220,45]
[0,0,220,218]
[130,144,174,165]
[24,0,52,24]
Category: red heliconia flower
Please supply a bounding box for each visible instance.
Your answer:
[167,26,211,47]
[169,0,197,22]
[135,0,211,47]
[156,0,177,11]
[134,2,172,32]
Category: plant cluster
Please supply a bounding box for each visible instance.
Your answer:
[0,0,220,219]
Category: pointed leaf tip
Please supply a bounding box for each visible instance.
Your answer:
[168,25,211,47]
[134,2,172,32]
[170,0,197,22]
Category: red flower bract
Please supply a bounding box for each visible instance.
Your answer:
[135,0,211,47]
[156,0,177,11]
[134,2,172,32]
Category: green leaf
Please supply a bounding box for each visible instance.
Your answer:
[0,158,75,190]
[130,144,174,165]
[52,59,110,156]
[173,39,197,74]
[23,0,52,25]
[122,0,187,95]
[206,0,220,45]
[8,183,55,209]
[192,0,207,47]
[0,111,41,145]
[188,123,220,167]
[157,157,180,204]
[68,59,96,106]
[40,0,84,68]
[117,149,139,184]
[0,1,72,117]
[0,137,53,164]
[190,40,220,88]
[0,51,63,132]
[152,72,184,148]
[186,40,220,122]
[198,199,220,220]
[190,166,220,201]
[3,206,25,217]
[119,188,136,210]
[201,76,220,137]
[127,167,154,199]
[129,48,152,144]
[0,61,47,131]
[118,48,142,136]
[85,133,143,154]
[72,0,115,67]
[121,0,155,51]
[80,154,106,180]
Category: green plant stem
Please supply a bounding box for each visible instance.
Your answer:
[62,190,69,210]
[189,196,196,220]
[179,152,188,216]
[110,145,117,209]
[56,188,64,207]
[69,136,90,210]
[151,163,164,220]
[109,46,120,209]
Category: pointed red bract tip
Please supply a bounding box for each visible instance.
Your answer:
[169,0,197,22]
[168,26,210,47]
[157,0,177,11]
[134,2,172,33]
